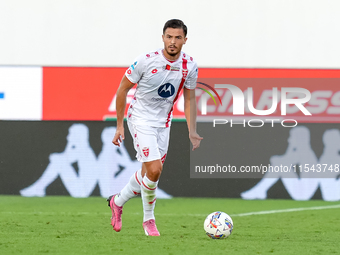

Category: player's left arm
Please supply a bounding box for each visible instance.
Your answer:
[184,87,203,151]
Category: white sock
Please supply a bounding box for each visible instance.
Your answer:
[114,169,142,207]
[141,175,158,222]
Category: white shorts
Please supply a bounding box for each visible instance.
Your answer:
[127,121,170,163]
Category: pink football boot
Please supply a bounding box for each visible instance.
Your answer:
[107,195,123,232]
[143,219,160,236]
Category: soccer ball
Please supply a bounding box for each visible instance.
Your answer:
[204,211,233,239]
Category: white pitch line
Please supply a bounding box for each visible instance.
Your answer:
[1,204,340,217]
[230,204,340,217]
[153,204,340,217]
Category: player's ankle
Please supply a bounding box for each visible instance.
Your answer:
[143,211,155,222]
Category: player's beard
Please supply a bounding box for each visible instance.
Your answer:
[166,46,180,57]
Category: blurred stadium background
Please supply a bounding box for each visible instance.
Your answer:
[1,0,339,200]
[1,1,340,254]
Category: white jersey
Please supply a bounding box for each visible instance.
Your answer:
[125,49,198,128]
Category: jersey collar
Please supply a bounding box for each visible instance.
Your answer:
[161,49,182,64]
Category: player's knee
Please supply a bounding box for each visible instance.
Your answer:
[148,167,162,181]
[145,161,162,181]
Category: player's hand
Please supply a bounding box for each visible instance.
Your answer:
[112,126,125,147]
[189,132,203,151]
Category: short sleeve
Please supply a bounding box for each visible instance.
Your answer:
[125,54,146,84]
[184,61,198,90]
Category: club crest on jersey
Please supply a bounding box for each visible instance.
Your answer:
[182,69,188,79]
[158,83,175,98]
[142,147,149,157]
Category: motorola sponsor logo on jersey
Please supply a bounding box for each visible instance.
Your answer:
[151,83,176,104]
[158,83,175,98]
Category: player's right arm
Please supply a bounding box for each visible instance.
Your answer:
[113,54,145,146]
[112,75,135,147]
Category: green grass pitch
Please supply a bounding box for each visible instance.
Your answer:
[1,196,339,254]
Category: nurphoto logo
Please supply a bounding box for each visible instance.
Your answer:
[198,84,312,128]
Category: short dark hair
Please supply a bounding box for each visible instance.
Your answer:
[163,19,187,37]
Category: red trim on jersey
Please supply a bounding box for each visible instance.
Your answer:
[165,58,188,127]
[125,74,135,84]
[182,58,188,69]
[135,171,141,185]
[142,181,157,190]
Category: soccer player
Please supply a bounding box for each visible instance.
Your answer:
[107,19,202,236]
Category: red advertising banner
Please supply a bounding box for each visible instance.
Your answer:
[43,67,340,122]
[43,67,125,121]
